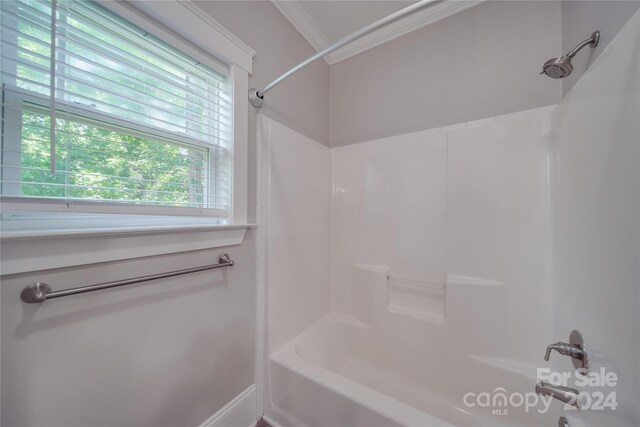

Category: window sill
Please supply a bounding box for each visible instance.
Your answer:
[0,221,254,241]
[0,216,255,275]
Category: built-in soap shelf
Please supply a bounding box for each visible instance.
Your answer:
[445,275,503,287]
[387,275,446,324]
[350,264,503,326]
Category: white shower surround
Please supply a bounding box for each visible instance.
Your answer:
[258,103,556,426]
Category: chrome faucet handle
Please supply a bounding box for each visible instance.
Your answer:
[543,331,589,372]
[544,342,585,362]
[544,342,560,361]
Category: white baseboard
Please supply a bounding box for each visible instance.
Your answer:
[199,384,257,427]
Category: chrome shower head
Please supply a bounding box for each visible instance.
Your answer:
[541,31,599,79]
[541,56,573,79]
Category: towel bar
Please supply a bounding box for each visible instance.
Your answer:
[20,254,234,303]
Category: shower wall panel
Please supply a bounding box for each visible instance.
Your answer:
[257,115,332,355]
[331,106,554,366]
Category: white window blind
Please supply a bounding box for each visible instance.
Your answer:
[0,0,232,217]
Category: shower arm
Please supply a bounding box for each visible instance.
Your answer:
[248,0,444,108]
[565,31,600,59]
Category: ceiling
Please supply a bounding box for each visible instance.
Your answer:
[272,0,482,64]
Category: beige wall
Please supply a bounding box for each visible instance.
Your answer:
[197,0,640,148]
[329,1,562,147]
[1,233,256,427]
[195,0,330,147]
[199,0,640,147]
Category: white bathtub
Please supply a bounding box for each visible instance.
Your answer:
[268,312,555,427]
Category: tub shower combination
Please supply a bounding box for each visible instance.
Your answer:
[251,1,639,426]
[258,104,559,427]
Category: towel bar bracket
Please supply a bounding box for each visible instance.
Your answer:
[20,282,52,304]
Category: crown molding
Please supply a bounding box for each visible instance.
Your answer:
[271,0,331,58]
[272,0,483,65]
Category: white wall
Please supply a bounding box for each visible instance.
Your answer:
[330,1,562,147]
[1,234,255,427]
[550,9,640,426]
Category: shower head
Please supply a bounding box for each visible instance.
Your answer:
[541,31,600,79]
[541,56,573,79]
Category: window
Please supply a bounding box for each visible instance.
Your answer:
[1,0,233,219]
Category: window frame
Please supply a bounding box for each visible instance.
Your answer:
[0,0,253,226]
[2,85,230,216]
[99,0,253,225]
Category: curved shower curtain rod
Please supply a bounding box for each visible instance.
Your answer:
[248,0,443,108]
